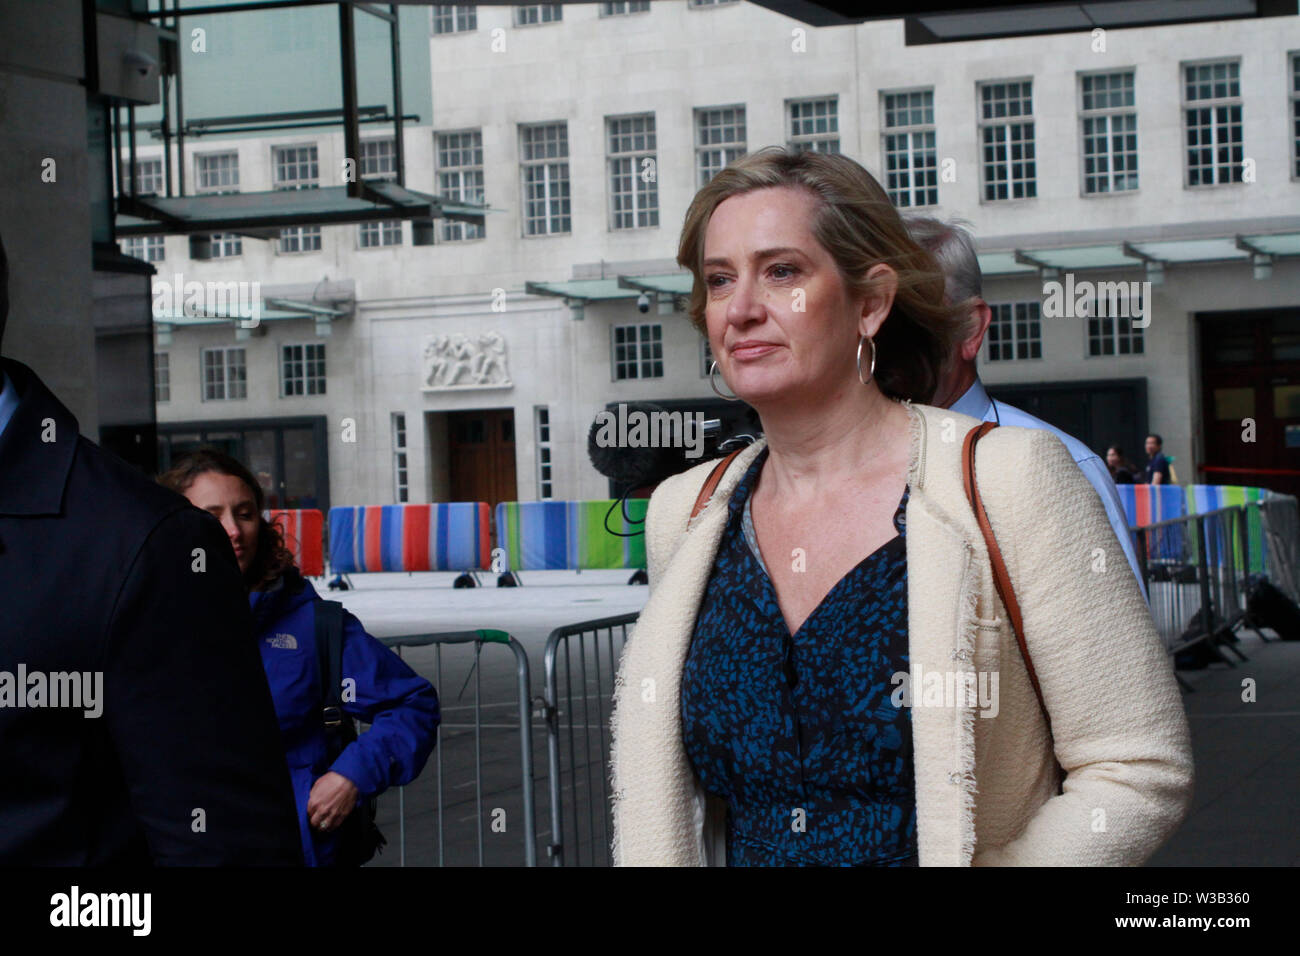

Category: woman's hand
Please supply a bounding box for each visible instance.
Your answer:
[307,771,359,832]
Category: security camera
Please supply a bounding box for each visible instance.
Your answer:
[636,292,650,314]
[123,49,158,79]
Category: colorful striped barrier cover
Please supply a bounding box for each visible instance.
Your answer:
[1185,485,1267,573]
[328,503,491,573]
[266,509,325,577]
[1115,484,1188,528]
[494,499,649,571]
[1116,485,1189,564]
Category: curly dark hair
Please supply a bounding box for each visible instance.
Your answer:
[157,449,297,591]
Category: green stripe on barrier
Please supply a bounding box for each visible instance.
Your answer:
[476,628,511,644]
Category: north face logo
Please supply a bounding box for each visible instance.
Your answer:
[266,633,298,650]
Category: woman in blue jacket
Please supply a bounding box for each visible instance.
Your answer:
[160,450,439,866]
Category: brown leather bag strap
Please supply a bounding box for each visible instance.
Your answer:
[688,448,745,525]
[961,422,1051,735]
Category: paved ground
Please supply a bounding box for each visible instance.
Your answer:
[318,571,1300,867]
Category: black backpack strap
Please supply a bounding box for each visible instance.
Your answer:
[314,599,348,738]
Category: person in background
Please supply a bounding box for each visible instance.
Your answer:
[0,232,303,865]
[1144,434,1173,485]
[905,215,1147,601]
[160,450,440,866]
[1107,445,1139,484]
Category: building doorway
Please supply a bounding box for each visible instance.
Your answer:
[447,408,517,507]
[1199,307,1300,497]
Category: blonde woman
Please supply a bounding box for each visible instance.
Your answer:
[609,147,1192,866]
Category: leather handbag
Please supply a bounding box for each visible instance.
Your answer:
[962,421,1065,793]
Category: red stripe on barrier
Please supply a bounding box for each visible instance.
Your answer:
[298,510,324,576]
[406,505,430,572]
[1135,488,1152,527]
[364,506,383,573]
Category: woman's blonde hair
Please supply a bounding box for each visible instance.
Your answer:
[676,146,967,403]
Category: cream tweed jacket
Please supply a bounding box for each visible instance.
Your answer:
[609,401,1194,866]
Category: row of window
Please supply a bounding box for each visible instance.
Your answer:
[432,1,727,33]
[119,52,1300,265]
[611,303,1145,382]
[154,344,326,403]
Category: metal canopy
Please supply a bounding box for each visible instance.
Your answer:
[115,183,489,236]
[524,278,639,303]
[980,231,1300,276]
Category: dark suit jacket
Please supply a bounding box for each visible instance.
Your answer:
[0,357,303,864]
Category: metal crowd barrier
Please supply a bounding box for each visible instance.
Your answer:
[541,612,637,866]
[1136,504,1259,689]
[377,629,537,866]
[1259,494,1300,602]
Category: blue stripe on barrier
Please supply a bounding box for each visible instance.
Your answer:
[328,507,356,573]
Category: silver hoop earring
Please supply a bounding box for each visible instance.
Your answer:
[709,360,740,402]
[857,335,877,386]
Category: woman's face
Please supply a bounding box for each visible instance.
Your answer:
[1106,448,1121,468]
[701,185,896,408]
[183,472,260,575]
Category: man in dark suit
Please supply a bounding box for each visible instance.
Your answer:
[0,233,303,864]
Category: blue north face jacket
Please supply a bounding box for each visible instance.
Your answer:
[249,567,439,865]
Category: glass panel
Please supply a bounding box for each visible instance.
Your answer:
[244,429,279,509]
[1213,387,1254,421]
[282,429,318,509]
[1273,385,1300,419]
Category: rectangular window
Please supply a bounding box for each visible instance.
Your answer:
[155,352,170,403]
[690,0,738,6]
[1086,286,1146,356]
[280,343,327,397]
[534,406,553,499]
[521,123,571,236]
[202,347,247,401]
[700,337,714,378]
[120,236,164,263]
[986,302,1042,361]
[515,4,561,25]
[612,323,664,380]
[882,89,937,207]
[392,413,409,503]
[437,130,485,241]
[608,114,659,229]
[125,157,163,195]
[601,1,649,14]
[432,5,476,33]
[788,97,840,154]
[196,152,239,191]
[1080,70,1138,194]
[979,80,1037,201]
[1183,60,1243,186]
[195,152,242,257]
[1290,52,1299,178]
[356,142,402,247]
[696,105,746,186]
[274,144,322,253]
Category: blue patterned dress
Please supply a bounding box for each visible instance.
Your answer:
[680,446,918,866]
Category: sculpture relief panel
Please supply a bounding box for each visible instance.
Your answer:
[421,331,513,391]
